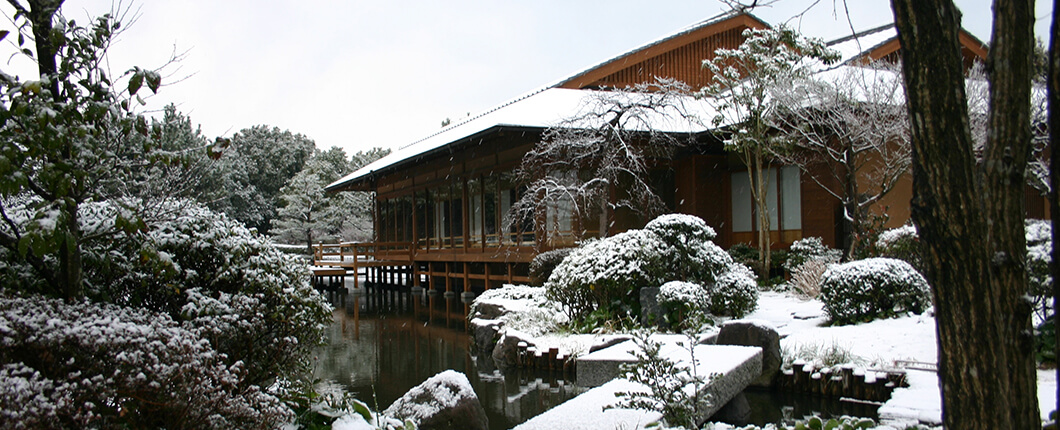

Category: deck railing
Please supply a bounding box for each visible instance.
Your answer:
[313,241,413,266]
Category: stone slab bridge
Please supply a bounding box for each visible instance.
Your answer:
[515,336,763,430]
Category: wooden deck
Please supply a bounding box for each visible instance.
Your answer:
[312,241,534,290]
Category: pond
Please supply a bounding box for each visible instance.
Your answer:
[311,288,878,429]
[311,290,584,430]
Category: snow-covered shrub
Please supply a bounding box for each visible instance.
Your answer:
[709,263,759,318]
[658,281,709,311]
[546,230,667,321]
[470,285,568,336]
[784,237,842,272]
[0,293,292,429]
[79,200,331,387]
[646,214,730,285]
[529,247,574,286]
[819,258,931,324]
[547,214,758,326]
[1026,219,1052,322]
[657,281,710,330]
[875,224,922,272]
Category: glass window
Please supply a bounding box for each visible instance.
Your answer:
[780,166,802,230]
[731,172,753,233]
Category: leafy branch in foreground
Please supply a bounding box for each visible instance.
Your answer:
[608,331,718,428]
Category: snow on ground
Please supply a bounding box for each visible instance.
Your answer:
[743,291,1057,425]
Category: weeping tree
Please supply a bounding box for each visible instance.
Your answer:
[510,79,700,239]
[701,25,839,277]
[773,61,911,258]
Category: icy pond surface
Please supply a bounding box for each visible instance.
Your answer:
[311,292,583,430]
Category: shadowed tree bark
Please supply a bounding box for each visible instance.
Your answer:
[1049,0,1060,418]
[889,0,1039,427]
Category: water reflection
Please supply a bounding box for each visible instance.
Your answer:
[312,290,583,430]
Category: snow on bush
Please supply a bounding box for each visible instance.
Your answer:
[645,213,718,242]
[784,237,842,272]
[471,285,568,337]
[1026,219,1052,322]
[875,224,922,272]
[658,281,709,311]
[710,262,759,318]
[546,230,668,320]
[79,200,332,387]
[819,258,931,325]
[529,247,574,286]
[646,213,731,286]
[0,293,292,429]
[547,214,757,325]
[657,281,711,331]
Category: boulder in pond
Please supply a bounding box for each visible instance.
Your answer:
[491,329,534,369]
[716,319,781,388]
[383,370,488,430]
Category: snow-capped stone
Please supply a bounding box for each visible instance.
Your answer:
[383,370,488,430]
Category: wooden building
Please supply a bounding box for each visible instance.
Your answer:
[324,12,993,293]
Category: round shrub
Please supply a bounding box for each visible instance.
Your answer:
[646,214,731,285]
[875,224,922,272]
[645,213,717,242]
[529,247,574,286]
[709,263,759,318]
[546,230,667,321]
[657,280,709,331]
[657,280,709,311]
[819,258,931,324]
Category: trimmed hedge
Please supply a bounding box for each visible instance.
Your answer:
[820,258,930,324]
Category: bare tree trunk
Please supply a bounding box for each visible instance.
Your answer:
[890,0,1040,427]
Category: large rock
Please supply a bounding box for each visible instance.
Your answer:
[716,319,781,388]
[469,300,507,320]
[384,370,488,430]
[469,318,502,354]
[491,329,535,369]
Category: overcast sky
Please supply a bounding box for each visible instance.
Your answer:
[1,1,1053,157]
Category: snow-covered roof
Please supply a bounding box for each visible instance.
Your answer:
[328,87,717,190]
[326,14,933,193]
[826,24,897,65]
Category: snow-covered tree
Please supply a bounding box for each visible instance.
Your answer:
[701,26,839,277]
[274,146,390,250]
[511,79,699,238]
[773,61,911,257]
[966,63,1051,194]
[0,3,171,300]
[207,125,315,234]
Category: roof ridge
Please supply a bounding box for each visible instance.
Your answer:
[826,22,895,46]
[551,10,761,89]
[398,87,552,151]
